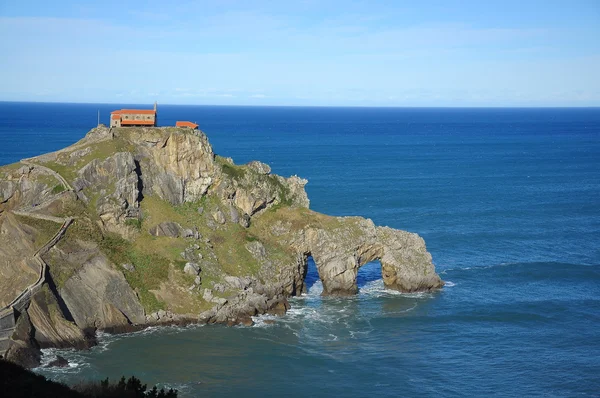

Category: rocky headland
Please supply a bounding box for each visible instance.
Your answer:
[0,126,443,367]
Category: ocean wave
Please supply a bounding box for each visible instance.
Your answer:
[35,348,90,375]
[360,279,437,299]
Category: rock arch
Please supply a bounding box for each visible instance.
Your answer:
[291,218,444,296]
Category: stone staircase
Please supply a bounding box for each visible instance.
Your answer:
[0,308,15,358]
[0,217,73,359]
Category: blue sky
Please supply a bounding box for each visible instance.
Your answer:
[0,0,599,106]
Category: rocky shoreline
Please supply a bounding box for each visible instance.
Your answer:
[0,126,443,368]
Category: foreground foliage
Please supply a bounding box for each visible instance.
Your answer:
[0,360,178,398]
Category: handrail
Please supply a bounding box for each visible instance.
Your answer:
[0,217,72,315]
[19,161,73,191]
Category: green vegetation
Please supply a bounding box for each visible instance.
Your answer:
[0,359,82,398]
[44,138,134,183]
[51,184,66,194]
[99,233,169,312]
[215,156,246,179]
[0,360,178,398]
[14,214,61,251]
[74,376,177,398]
[125,218,143,231]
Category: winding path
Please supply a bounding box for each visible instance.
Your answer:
[19,160,73,191]
[0,161,74,358]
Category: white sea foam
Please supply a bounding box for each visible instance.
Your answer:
[36,347,89,375]
[359,279,435,299]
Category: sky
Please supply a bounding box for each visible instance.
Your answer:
[0,0,599,107]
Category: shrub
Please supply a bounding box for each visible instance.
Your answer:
[73,376,178,398]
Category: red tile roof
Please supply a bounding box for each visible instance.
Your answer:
[176,121,199,129]
[111,109,156,115]
[120,120,156,125]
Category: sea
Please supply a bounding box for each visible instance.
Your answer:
[1,102,599,397]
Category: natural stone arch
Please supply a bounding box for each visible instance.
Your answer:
[291,219,444,296]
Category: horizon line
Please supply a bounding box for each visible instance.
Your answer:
[1,100,599,110]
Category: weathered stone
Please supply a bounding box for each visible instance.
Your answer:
[121,263,135,272]
[60,251,145,330]
[213,283,226,292]
[224,276,252,290]
[73,152,141,238]
[228,204,239,223]
[133,129,216,204]
[183,262,200,276]
[245,241,266,260]
[4,311,41,369]
[212,209,226,224]
[149,221,182,237]
[28,286,90,350]
[182,228,195,238]
[247,161,271,175]
[202,289,213,302]
[267,297,291,316]
[239,214,250,229]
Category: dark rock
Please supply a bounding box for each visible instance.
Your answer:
[239,213,251,228]
[4,311,41,369]
[267,297,291,316]
[45,355,69,368]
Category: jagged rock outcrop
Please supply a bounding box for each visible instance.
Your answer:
[73,152,141,237]
[27,286,90,349]
[4,311,41,369]
[0,125,443,367]
[128,128,216,204]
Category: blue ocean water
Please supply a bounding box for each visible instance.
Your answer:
[1,102,599,397]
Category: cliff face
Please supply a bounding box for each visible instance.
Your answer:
[0,126,443,367]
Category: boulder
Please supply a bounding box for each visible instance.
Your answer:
[228,204,239,223]
[149,221,182,237]
[121,263,135,272]
[45,355,69,368]
[239,213,251,228]
[183,262,200,276]
[212,209,226,224]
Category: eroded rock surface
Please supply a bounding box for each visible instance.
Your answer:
[60,251,145,331]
